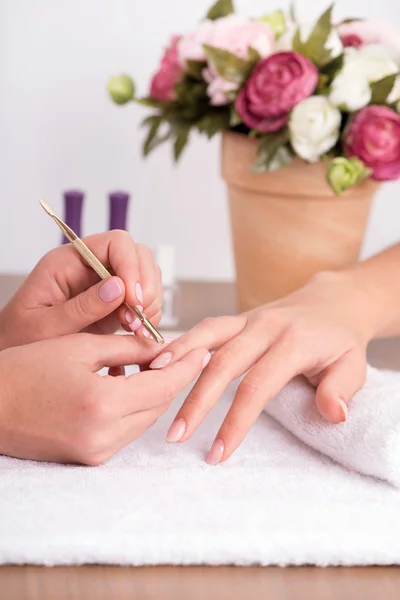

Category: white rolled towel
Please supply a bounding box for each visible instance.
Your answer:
[265,367,400,486]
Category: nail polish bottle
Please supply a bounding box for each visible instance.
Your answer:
[62,190,84,244]
[156,245,179,328]
[108,191,130,231]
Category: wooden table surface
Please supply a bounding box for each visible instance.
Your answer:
[1,275,400,599]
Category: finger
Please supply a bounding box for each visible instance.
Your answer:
[165,320,281,443]
[109,405,168,459]
[47,277,125,335]
[149,315,247,369]
[110,348,211,416]
[83,333,164,371]
[136,245,161,311]
[108,366,126,377]
[315,351,367,424]
[42,232,142,304]
[207,335,307,465]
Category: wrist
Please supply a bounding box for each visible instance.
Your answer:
[334,263,395,341]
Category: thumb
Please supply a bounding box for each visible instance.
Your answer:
[315,350,367,424]
[51,277,125,334]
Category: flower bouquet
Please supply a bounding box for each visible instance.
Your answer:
[108,0,400,309]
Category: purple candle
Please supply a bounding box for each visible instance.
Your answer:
[62,190,84,244]
[109,191,130,231]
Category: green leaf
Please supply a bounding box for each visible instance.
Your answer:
[142,116,170,157]
[258,10,287,38]
[186,60,206,80]
[203,44,252,85]
[252,132,292,173]
[370,74,397,105]
[230,106,242,127]
[206,0,234,21]
[248,47,261,64]
[197,110,230,138]
[173,127,190,161]
[137,96,168,109]
[339,18,364,25]
[321,53,345,80]
[293,4,335,67]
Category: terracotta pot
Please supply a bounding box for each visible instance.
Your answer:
[221,131,380,312]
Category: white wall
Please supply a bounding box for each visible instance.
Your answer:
[2,0,400,280]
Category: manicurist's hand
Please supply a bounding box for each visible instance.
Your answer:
[149,270,388,465]
[0,231,162,350]
[0,334,210,464]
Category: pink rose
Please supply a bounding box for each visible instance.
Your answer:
[203,15,275,106]
[235,51,318,133]
[339,20,400,55]
[150,36,183,102]
[178,20,215,64]
[345,106,400,181]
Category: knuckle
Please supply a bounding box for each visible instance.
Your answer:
[199,316,219,331]
[208,349,234,373]
[75,428,109,464]
[78,384,111,422]
[111,229,133,244]
[238,375,263,398]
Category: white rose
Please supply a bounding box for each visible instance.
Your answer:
[329,72,372,111]
[289,97,342,163]
[329,44,399,111]
[277,21,343,60]
[344,44,398,82]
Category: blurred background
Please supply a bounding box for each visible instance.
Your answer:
[2,0,400,281]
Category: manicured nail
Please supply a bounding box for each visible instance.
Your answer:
[150,352,173,369]
[129,318,142,332]
[166,418,186,443]
[125,310,135,324]
[135,283,143,305]
[202,352,211,369]
[339,400,348,423]
[142,327,151,339]
[99,278,122,303]
[206,439,224,466]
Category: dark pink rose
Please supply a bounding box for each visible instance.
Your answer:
[345,106,400,181]
[235,51,318,133]
[341,33,363,48]
[150,36,183,102]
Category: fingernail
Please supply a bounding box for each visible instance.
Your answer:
[99,278,122,303]
[129,318,142,332]
[135,283,143,305]
[206,439,224,466]
[142,327,152,339]
[202,352,211,369]
[150,352,173,369]
[125,310,135,324]
[339,400,348,423]
[166,418,186,443]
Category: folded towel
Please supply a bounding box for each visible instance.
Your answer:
[265,367,400,486]
[1,366,400,567]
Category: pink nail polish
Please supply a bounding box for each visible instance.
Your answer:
[202,352,211,369]
[99,278,122,303]
[339,400,348,423]
[150,352,173,369]
[166,418,186,443]
[142,327,151,339]
[125,310,135,324]
[129,318,142,332]
[135,283,143,305]
[206,439,224,466]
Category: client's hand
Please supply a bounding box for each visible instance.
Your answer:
[0,231,162,350]
[0,334,210,464]
[149,272,380,465]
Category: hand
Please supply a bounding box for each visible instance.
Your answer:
[149,272,381,465]
[0,334,210,464]
[0,231,162,350]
